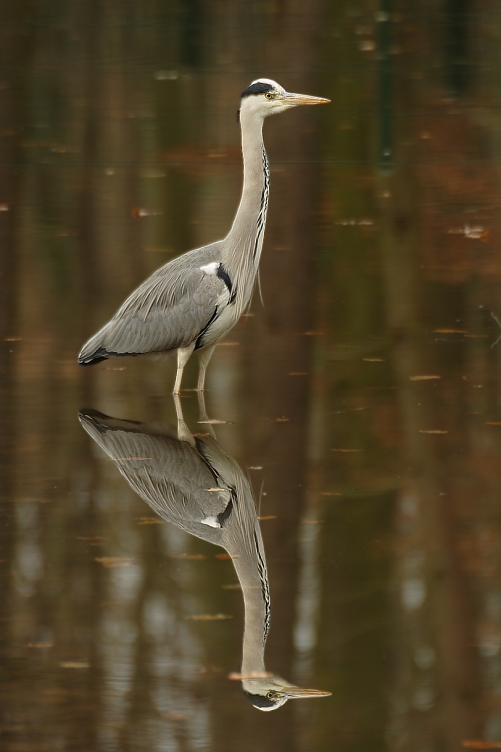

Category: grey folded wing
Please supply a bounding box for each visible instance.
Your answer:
[79,249,227,360]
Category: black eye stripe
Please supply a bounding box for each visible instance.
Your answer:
[241,82,274,98]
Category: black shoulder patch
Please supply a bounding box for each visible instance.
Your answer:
[241,81,274,99]
[216,264,236,304]
[217,496,234,528]
[216,264,233,294]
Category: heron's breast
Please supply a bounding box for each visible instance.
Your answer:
[199,303,241,348]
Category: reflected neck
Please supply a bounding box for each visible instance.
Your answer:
[230,531,270,676]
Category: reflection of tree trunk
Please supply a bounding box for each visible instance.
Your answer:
[380,166,483,751]
[0,0,21,705]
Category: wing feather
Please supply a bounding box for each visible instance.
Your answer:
[79,242,227,362]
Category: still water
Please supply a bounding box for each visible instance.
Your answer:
[2,2,501,751]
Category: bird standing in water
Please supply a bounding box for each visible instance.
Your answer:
[78,79,329,393]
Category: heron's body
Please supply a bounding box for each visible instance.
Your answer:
[79,397,330,710]
[78,79,329,392]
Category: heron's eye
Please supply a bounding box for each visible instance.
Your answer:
[265,92,274,100]
[266,691,275,699]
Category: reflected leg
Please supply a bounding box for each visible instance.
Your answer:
[196,390,216,439]
[173,393,194,445]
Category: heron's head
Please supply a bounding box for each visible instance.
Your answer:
[242,672,331,712]
[238,78,329,122]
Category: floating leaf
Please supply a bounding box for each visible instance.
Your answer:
[363,357,385,362]
[60,661,89,669]
[168,553,207,560]
[94,557,135,568]
[215,553,240,560]
[447,225,489,241]
[185,614,233,621]
[258,515,277,521]
[419,430,448,434]
[433,328,467,334]
[409,375,441,381]
[137,517,163,525]
[462,742,501,749]
[222,584,241,590]
[486,422,501,426]
[131,207,163,218]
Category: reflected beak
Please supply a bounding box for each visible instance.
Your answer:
[283,686,332,699]
[283,92,330,106]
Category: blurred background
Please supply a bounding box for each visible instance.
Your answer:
[2,0,501,750]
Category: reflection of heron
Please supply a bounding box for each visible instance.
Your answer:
[79,397,330,711]
[78,79,329,393]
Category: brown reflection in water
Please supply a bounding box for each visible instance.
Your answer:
[380,163,483,748]
[377,12,501,746]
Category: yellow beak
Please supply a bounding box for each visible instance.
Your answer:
[284,92,330,106]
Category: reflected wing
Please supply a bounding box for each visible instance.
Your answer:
[79,412,233,542]
[79,242,227,362]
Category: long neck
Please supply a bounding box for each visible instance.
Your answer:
[224,107,270,307]
[228,526,270,676]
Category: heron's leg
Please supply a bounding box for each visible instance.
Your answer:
[196,345,215,392]
[173,343,195,395]
[197,390,209,421]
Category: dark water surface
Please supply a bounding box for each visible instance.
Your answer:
[2,2,501,751]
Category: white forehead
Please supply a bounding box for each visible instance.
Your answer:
[250,78,287,95]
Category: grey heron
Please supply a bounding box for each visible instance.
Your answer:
[78,79,329,393]
[79,396,331,710]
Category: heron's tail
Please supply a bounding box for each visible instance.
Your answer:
[78,328,111,366]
